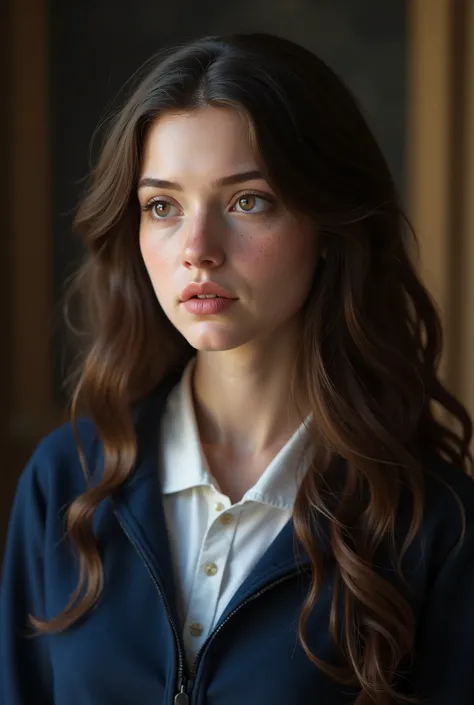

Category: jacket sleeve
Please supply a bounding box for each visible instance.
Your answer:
[411,504,474,704]
[0,455,54,705]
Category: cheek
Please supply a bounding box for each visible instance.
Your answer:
[238,223,316,286]
[139,231,174,295]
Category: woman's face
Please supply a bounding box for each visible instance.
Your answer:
[138,106,319,352]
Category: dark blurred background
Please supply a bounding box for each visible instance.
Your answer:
[2,0,474,558]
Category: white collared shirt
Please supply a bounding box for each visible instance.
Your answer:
[159,360,312,668]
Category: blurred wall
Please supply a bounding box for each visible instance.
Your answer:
[409,0,474,426]
[1,0,473,557]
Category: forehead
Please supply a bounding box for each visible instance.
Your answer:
[140,106,257,180]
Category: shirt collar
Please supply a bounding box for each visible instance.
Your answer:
[243,421,312,510]
[159,357,313,510]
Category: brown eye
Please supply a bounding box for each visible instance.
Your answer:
[232,193,271,214]
[238,195,256,212]
[153,201,172,218]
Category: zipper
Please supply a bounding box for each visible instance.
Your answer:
[113,509,188,704]
[115,507,298,704]
[186,571,297,694]
[174,678,191,705]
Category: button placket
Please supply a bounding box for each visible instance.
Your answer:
[188,622,204,638]
[212,493,235,527]
[219,513,233,525]
[203,562,218,576]
[183,491,236,660]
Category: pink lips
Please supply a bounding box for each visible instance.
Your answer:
[183,297,235,315]
[180,281,237,316]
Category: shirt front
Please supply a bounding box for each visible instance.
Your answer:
[159,360,313,668]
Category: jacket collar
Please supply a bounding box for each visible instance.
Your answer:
[113,373,182,606]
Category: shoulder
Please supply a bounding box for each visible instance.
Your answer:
[420,450,474,522]
[17,417,101,503]
[19,371,183,501]
[1,418,101,562]
[36,416,99,458]
[416,450,474,579]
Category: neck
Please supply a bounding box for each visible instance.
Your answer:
[192,326,308,457]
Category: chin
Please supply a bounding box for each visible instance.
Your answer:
[183,322,251,352]
[188,336,244,352]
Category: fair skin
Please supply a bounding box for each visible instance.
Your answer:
[138,105,319,501]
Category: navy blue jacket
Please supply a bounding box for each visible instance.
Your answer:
[2,379,474,705]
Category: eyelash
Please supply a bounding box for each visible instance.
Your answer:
[141,190,275,221]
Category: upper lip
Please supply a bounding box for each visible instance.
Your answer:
[180,282,236,302]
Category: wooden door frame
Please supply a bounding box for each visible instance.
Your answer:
[409,0,474,424]
[1,0,60,555]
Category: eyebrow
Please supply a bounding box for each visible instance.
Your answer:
[138,169,263,192]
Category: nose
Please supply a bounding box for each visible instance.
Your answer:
[181,209,225,270]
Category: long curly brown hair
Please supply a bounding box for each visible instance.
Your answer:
[33,33,472,704]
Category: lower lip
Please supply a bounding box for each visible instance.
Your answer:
[182,297,236,315]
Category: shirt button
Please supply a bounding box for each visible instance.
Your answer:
[214,502,225,512]
[189,622,204,637]
[203,562,218,576]
[219,513,233,525]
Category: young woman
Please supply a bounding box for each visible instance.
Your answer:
[1,33,474,705]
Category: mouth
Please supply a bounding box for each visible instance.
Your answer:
[181,294,237,315]
[180,282,237,302]
[192,294,226,299]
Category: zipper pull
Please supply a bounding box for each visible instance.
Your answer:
[174,679,189,705]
